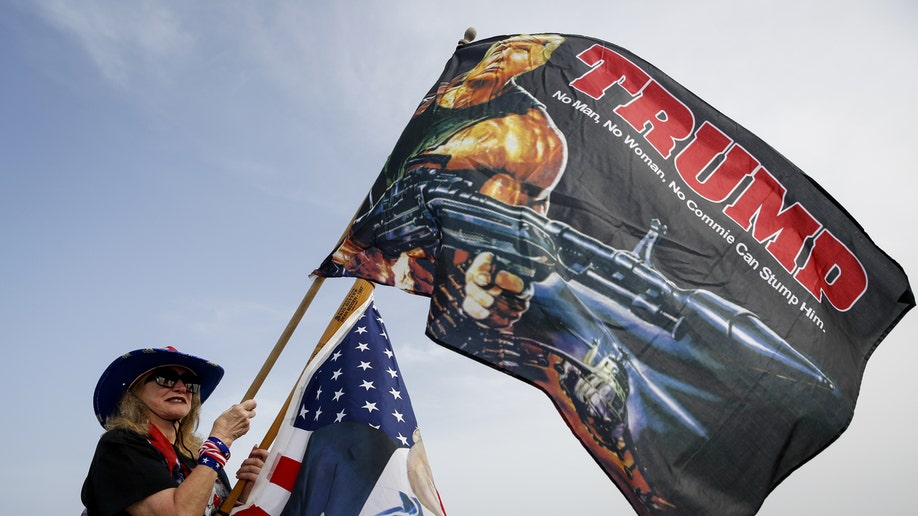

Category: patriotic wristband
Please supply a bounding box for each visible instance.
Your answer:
[197,438,230,473]
[206,436,231,458]
[199,441,229,463]
[196,453,224,473]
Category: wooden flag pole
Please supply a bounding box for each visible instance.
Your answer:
[217,28,475,511]
[233,188,371,404]
[215,183,377,513]
[239,275,325,403]
[218,278,376,514]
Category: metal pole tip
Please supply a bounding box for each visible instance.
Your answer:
[458,27,477,45]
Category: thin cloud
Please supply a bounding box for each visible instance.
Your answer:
[35,0,193,88]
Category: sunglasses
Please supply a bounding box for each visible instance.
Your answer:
[146,368,202,393]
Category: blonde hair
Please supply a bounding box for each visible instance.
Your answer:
[105,378,204,458]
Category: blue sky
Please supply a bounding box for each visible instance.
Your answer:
[2,1,916,514]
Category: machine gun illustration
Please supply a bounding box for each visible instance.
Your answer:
[351,167,836,394]
[345,167,841,509]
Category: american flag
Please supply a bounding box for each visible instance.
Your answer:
[233,296,444,516]
[293,302,419,444]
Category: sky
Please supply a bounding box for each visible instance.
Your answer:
[2,1,916,514]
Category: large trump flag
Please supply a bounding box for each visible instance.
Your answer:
[315,34,913,514]
[233,292,445,516]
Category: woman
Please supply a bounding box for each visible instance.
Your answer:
[82,347,269,515]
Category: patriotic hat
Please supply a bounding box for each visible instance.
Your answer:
[93,346,224,427]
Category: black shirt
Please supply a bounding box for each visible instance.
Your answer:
[81,428,229,516]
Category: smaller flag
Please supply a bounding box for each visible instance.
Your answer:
[232,295,445,516]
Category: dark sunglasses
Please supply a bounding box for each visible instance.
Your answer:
[146,368,201,393]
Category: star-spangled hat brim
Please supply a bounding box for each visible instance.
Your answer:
[93,347,224,427]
